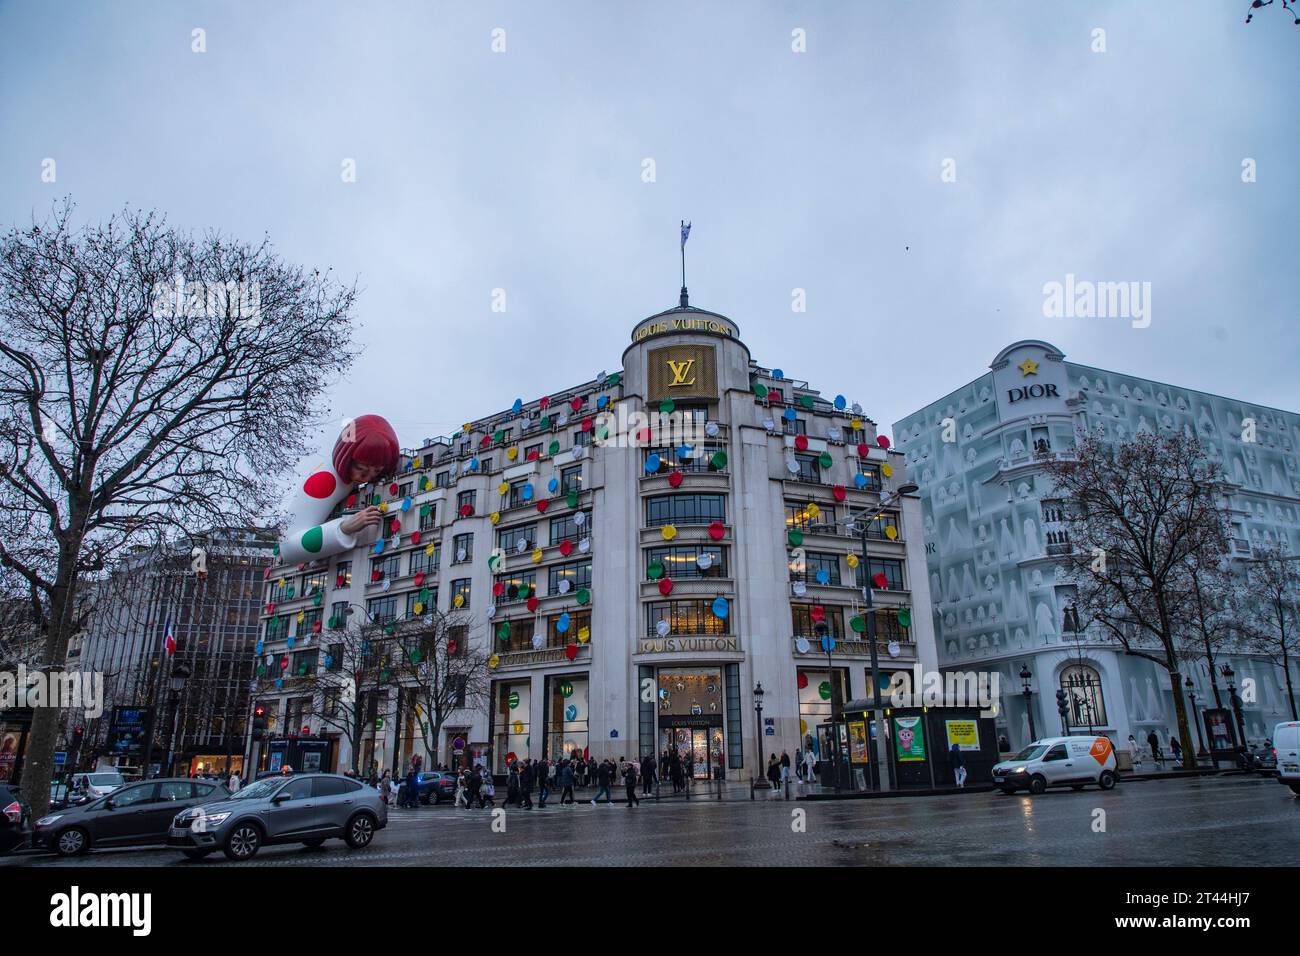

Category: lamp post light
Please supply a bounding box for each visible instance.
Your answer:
[162,661,192,777]
[752,682,765,791]
[1222,663,1246,755]
[1019,664,1037,743]
[844,481,918,794]
[1185,676,1207,762]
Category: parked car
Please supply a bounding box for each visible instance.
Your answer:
[1273,721,1300,795]
[167,772,387,861]
[34,778,228,857]
[69,771,126,801]
[412,770,457,804]
[1,783,32,854]
[992,735,1119,795]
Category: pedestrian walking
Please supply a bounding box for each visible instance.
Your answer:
[404,763,419,809]
[519,759,535,809]
[766,754,781,791]
[228,771,241,793]
[950,742,967,788]
[481,767,496,808]
[536,757,550,808]
[507,763,520,807]
[1170,736,1183,768]
[623,760,640,807]
[640,752,656,795]
[560,760,576,804]
[1127,734,1143,771]
[802,749,815,782]
[780,750,791,784]
[1147,730,1162,765]
[591,759,614,804]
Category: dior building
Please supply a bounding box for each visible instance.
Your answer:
[894,340,1300,753]
[253,294,937,778]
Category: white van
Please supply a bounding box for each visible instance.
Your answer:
[991,735,1118,795]
[1273,721,1300,795]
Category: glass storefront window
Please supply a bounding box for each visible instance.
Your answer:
[493,680,530,773]
[546,675,589,760]
[797,668,847,748]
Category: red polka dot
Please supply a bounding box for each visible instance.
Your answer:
[303,471,337,499]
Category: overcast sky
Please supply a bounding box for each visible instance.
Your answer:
[3,0,1297,471]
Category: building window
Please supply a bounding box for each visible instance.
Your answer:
[645,600,730,637]
[479,457,494,474]
[856,463,882,491]
[792,551,841,586]
[548,560,592,595]
[418,504,438,531]
[436,471,451,488]
[546,610,591,647]
[785,502,837,535]
[857,558,904,591]
[873,608,910,643]
[329,602,348,629]
[457,490,477,514]
[495,572,537,604]
[792,453,821,484]
[548,512,590,545]
[452,533,473,564]
[451,578,472,609]
[497,523,537,554]
[644,445,728,475]
[300,571,328,597]
[854,511,899,540]
[1060,664,1107,727]
[493,680,530,773]
[791,604,843,640]
[524,443,542,461]
[783,417,807,436]
[645,494,726,528]
[397,482,412,499]
[267,579,289,603]
[508,480,531,509]
[367,596,397,624]
[334,561,352,588]
[573,429,592,447]
[546,676,589,762]
[297,608,323,637]
[290,652,318,680]
[644,544,727,580]
[409,544,440,576]
[370,553,400,582]
[406,589,435,618]
[560,464,583,494]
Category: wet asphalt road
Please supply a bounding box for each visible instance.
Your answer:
[5,774,1297,867]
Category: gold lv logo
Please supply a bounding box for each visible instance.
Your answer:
[666,359,696,387]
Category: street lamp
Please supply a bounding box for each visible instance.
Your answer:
[163,661,192,777]
[1185,675,1207,760]
[1019,664,1037,743]
[752,682,765,789]
[1222,663,1247,755]
[843,481,919,794]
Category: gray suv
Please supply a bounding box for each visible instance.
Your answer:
[166,773,386,861]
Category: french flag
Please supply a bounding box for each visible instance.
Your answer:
[164,617,176,657]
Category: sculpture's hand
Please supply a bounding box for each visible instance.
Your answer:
[340,505,382,536]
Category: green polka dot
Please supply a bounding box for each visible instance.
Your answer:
[819,451,833,469]
[710,451,728,470]
[576,588,590,605]
[549,440,560,455]
[799,394,814,409]
[647,561,665,580]
[753,383,768,399]
[567,490,579,508]
[301,526,323,553]
[541,416,552,430]
[659,398,675,414]
[850,615,866,633]
[606,373,621,386]
[788,529,804,547]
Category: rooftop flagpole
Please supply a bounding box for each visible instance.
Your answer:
[679,220,691,307]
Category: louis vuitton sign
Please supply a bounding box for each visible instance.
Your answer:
[647,345,717,402]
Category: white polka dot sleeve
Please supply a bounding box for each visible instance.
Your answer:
[279,460,359,564]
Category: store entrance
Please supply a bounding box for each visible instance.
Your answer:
[658,724,723,779]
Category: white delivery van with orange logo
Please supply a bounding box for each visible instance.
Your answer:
[991,735,1118,795]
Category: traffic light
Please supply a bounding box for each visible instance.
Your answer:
[1056,689,1070,731]
[252,705,267,740]
[70,726,84,751]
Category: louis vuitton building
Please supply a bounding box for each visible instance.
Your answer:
[254,295,937,778]
[894,340,1300,755]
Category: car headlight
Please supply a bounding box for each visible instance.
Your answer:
[36,814,63,827]
[201,812,231,825]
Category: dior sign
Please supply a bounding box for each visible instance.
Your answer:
[1007,383,1060,404]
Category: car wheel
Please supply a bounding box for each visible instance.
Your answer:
[54,827,89,857]
[301,838,326,848]
[1099,770,1116,790]
[1289,783,1300,796]
[223,823,262,861]
[345,812,377,849]
[999,787,1018,795]
[181,848,212,860]
[1028,775,1047,795]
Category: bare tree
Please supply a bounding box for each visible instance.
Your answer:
[1240,545,1300,720]
[0,200,356,815]
[298,619,385,775]
[391,610,489,764]
[1181,552,1246,711]
[1044,429,1230,768]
